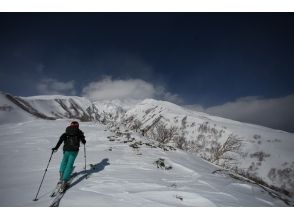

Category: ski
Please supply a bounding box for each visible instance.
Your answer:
[49,172,78,207]
[50,166,76,198]
[50,189,65,207]
[50,181,62,197]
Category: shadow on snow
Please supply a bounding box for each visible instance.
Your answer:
[70,158,110,188]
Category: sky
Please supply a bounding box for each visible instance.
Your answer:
[0,13,294,132]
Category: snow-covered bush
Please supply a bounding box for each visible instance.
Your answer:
[130,119,142,132]
[0,105,12,112]
[173,134,187,150]
[253,134,261,139]
[148,122,177,144]
[80,113,92,122]
[181,116,187,129]
[250,151,270,162]
[268,162,294,196]
[210,134,242,163]
[154,158,172,170]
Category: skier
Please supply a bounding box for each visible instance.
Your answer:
[51,121,86,191]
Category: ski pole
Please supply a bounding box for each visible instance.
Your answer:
[33,150,54,201]
[83,143,87,178]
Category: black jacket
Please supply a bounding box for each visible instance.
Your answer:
[55,126,86,151]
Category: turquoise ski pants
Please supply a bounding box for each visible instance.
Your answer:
[59,151,78,182]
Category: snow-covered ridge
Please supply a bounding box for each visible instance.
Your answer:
[0,92,36,124]
[1,92,294,198]
[122,98,294,197]
[0,92,99,123]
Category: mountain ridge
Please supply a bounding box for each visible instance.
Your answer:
[1,91,291,133]
[1,91,294,198]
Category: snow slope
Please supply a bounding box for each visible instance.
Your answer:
[0,92,36,124]
[22,95,96,119]
[0,92,99,124]
[0,120,289,206]
[1,93,294,204]
[122,99,294,196]
[93,100,127,123]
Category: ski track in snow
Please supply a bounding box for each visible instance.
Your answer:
[0,120,288,206]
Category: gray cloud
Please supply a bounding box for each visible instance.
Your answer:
[36,78,76,96]
[82,76,182,103]
[186,94,294,133]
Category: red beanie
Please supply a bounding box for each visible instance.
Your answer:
[70,121,79,128]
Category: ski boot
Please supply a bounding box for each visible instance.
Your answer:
[59,180,69,193]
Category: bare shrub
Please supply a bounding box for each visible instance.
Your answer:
[248,162,259,172]
[154,158,172,170]
[268,168,277,179]
[149,122,177,144]
[181,116,187,129]
[80,114,91,122]
[197,122,223,138]
[130,119,142,132]
[124,116,134,124]
[198,122,210,133]
[173,134,187,150]
[210,127,218,136]
[250,151,270,162]
[253,134,261,139]
[211,140,222,149]
[267,165,294,196]
[240,151,249,158]
[210,134,242,162]
[186,134,207,153]
[189,124,224,154]
[195,134,207,150]
[274,138,282,143]
[129,143,139,149]
[0,105,13,112]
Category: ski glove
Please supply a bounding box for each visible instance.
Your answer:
[82,140,86,145]
[51,147,58,152]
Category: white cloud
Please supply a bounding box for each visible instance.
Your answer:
[187,94,294,132]
[82,76,181,103]
[36,78,76,95]
[154,85,183,104]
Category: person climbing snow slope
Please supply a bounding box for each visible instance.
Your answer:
[52,121,86,192]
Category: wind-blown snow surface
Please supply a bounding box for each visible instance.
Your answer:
[0,120,287,206]
[123,99,294,195]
